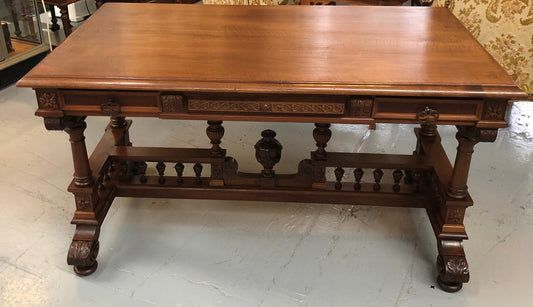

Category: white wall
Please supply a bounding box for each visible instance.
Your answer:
[54,0,97,23]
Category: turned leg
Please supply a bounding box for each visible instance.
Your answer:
[63,117,101,275]
[59,5,72,37]
[49,5,60,32]
[67,225,100,276]
[434,126,497,291]
[110,116,132,146]
[65,117,93,187]
[447,127,480,199]
[436,239,469,292]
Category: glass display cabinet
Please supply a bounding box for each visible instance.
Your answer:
[1,0,49,70]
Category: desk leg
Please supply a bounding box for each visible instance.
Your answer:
[60,116,101,275]
[58,5,72,37]
[49,5,60,32]
[435,126,498,292]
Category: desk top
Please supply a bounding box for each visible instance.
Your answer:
[18,4,525,98]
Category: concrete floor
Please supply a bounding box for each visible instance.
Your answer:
[0,83,532,306]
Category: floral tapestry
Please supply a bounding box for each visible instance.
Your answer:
[433,0,533,95]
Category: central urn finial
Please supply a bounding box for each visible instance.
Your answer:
[254,129,283,178]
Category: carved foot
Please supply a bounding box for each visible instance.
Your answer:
[67,239,100,276]
[74,260,98,276]
[436,254,469,292]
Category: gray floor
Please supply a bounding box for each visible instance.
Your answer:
[0,82,532,306]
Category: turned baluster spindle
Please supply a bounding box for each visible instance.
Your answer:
[97,172,105,191]
[334,167,345,190]
[103,162,112,181]
[404,169,413,184]
[206,121,225,156]
[373,169,384,191]
[353,168,364,191]
[193,163,203,184]
[393,169,403,192]
[138,162,148,183]
[313,123,331,160]
[119,161,128,177]
[174,163,184,183]
[413,171,422,192]
[156,162,166,184]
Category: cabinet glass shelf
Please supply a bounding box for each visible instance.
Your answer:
[1,0,49,70]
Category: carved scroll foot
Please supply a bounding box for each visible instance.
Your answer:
[436,254,468,292]
[68,240,100,276]
[436,239,469,292]
[67,225,100,276]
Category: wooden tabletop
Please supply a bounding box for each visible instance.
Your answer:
[18,4,525,98]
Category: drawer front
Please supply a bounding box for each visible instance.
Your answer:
[61,90,160,116]
[373,97,483,122]
[184,93,347,116]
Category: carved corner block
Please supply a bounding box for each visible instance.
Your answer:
[161,94,186,113]
[74,191,99,212]
[456,126,499,143]
[35,89,64,117]
[440,206,465,225]
[481,100,507,121]
[349,97,373,118]
[36,88,59,110]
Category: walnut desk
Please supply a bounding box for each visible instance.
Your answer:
[17,4,525,292]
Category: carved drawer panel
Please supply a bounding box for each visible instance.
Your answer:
[61,90,160,116]
[373,97,483,122]
[184,93,348,116]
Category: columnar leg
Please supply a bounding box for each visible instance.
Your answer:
[59,5,72,37]
[110,116,132,146]
[49,5,60,32]
[432,126,497,291]
[63,116,101,275]
[447,127,480,199]
[436,239,469,292]
[65,117,93,187]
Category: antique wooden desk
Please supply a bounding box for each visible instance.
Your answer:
[18,4,525,292]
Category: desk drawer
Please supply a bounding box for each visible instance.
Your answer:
[373,97,483,122]
[61,91,160,116]
[185,93,347,116]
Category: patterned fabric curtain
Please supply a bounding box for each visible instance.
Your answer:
[433,0,533,95]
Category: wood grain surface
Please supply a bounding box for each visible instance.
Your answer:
[18,4,525,98]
